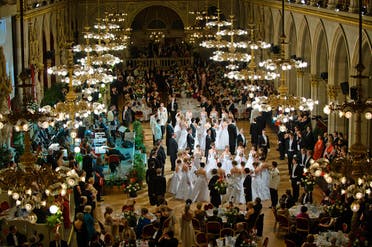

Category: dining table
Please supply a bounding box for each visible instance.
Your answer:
[289,203,325,219]
[314,231,349,246]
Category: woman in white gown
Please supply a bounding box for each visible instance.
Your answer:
[228,161,245,204]
[193,145,203,169]
[177,120,188,150]
[169,159,183,195]
[175,161,193,200]
[251,161,271,201]
[206,143,218,177]
[209,107,219,122]
[200,107,208,124]
[191,163,209,202]
[216,120,229,150]
[220,146,233,175]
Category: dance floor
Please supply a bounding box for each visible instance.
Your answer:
[96,97,322,247]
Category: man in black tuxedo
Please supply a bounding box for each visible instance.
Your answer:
[285,132,297,174]
[208,169,221,208]
[255,112,266,134]
[153,168,167,206]
[237,128,247,148]
[167,95,178,127]
[227,119,237,154]
[257,129,270,158]
[208,124,217,143]
[190,118,197,138]
[122,104,133,127]
[165,120,174,155]
[49,232,68,247]
[290,158,303,202]
[250,118,259,147]
[299,148,307,167]
[277,129,287,160]
[305,149,313,168]
[205,129,213,159]
[168,133,178,171]
[206,209,223,224]
[186,128,195,154]
[243,168,252,202]
[303,126,315,150]
[156,141,166,176]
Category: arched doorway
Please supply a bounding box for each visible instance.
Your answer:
[130,5,184,56]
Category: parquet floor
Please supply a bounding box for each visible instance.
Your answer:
[96,112,322,247]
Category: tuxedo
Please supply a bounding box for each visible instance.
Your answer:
[237,133,247,147]
[208,127,216,142]
[290,163,303,202]
[250,122,259,146]
[243,174,252,202]
[205,134,212,159]
[187,133,195,154]
[304,155,312,168]
[122,107,133,127]
[255,115,266,133]
[153,175,167,206]
[227,123,237,154]
[285,137,297,174]
[190,124,196,138]
[299,153,307,167]
[168,137,178,171]
[165,124,174,155]
[167,100,178,126]
[303,130,315,150]
[49,240,68,247]
[208,175,221,208]
[258,134,270,157]
[277,131,286,160]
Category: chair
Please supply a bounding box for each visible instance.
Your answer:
[262,237,269,247]
[195,232,208,247]
[141,224,156,240]
[295,217,310,235]
[192,218,202,232]
[276,214,290,233]
[284,239,297,247]
[318,216,334,231]
[234,221,248,231]
[219,228,234,238]
[205,221,221,240]
[272,208,278,227]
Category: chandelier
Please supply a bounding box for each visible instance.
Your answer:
[149,31,165,43]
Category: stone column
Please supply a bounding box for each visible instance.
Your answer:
[310,75,319,115]
[327,85,338,133]
[296,70,305,97]
[327,0,337,9]
[348,0,359,13]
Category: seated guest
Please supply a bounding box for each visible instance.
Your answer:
[207,209,223,224]
[158,230,179,247]
[194,202,207,227]
[136,208,152,238]
[297,206,310,219]
[280,189,295,208]
[301,234,316,247]
[277,203,290,217]
[284,225,304,246]
[245,202,255,222]
[120,218,136,244]
[235,222,250,247]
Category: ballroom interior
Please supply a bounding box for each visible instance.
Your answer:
[0,0,371,246]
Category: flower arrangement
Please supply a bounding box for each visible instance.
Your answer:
[224,207,240,227]
[302,171,316,192]
[123,180,141,193]
[214,178,228,194]
[46,209,63,228]
[325,200,347,217]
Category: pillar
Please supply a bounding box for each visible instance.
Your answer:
[348,0,359,13]
[296,70,305,97]
[310,75,319,115]
[327,85,338,133]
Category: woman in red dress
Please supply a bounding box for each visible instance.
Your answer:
[313,135,324,160]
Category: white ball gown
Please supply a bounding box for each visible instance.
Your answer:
[191,168,209,202]
[175,165,193,200]
[251,163,271,201]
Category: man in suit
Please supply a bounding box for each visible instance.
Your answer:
[305,149,313,168]
[258,129,270,158]
[122,104,133,128]
[277,129,287,160]
[255,112,266,134]
[303,126,315,150]
[186,127,195,154]
[167,95,178,127]
[243,168,252,202]
[157,103,168,138]
[49,232,68,247]
[168,133,178,171]
[165,120,174,155]
[299,148,307,167]
[208,123,217,143]
[208,169,221,208]
[156,140,166,175]
[290,158,303,202]
[206,209,223,224]
[227,118,237,154]
[250,118,259,147]
[285,132,297,174]
[153,168,167,206]
[269,161,280,208]
[237,128,247,148]
[190,118,197,138]
[205,129,213,159]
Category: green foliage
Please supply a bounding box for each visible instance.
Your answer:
[132,153,146,183]
[40,83,66,106]
[46,210,63,228]
[132,120,146,152]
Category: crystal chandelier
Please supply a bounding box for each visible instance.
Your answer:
[149,31,165,43]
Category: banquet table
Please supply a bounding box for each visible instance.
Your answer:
[289,204,325,219]
[314,231,349,246]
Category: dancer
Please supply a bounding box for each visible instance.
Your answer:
[229,160,245,204]
[191,162,209,202]
[206,143,217,177]
[175,159,192,200]
[220,145,233,175]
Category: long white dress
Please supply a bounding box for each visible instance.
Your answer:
[169,162,182,194]
[206,149,217,177]
[191,168,209,202]
[177,123,188,150]
[221,153,233,175]
[228,173,245,204]
[175,166,193,200]
[216,122,229,150]
[251,164,271,201]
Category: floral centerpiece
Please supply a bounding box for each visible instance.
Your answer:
[302,170,317,192]
[123,176,141,197]
[224,207,240,227]
[214,177,228,194]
